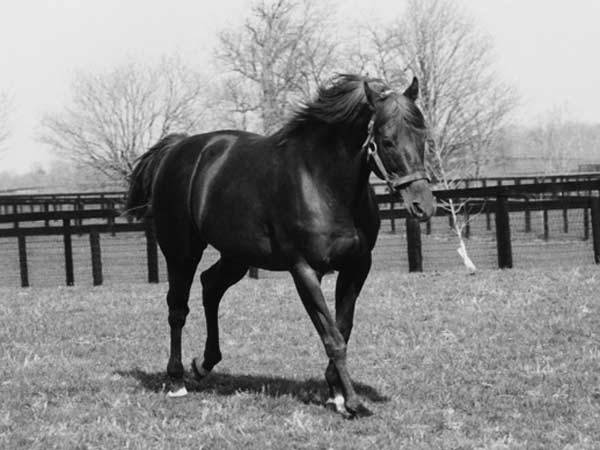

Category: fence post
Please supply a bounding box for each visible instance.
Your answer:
[591,197,600,264]
[89,229,103,286]
[108,200,116,236]
[513,178,531,233]
[145,221,159,283]
[495,195,512,269]
[406,217,423,272]
[583,206,589,240]
[44,203,50,227]
[390,198,396,233]
[543,209,549,240]
[482,180,491,231]
[12,204,18,229]
[18,234,29,288]
[425,218,432,235]
[63,219,74,286]
[76,199,83,228]
[563,198,569,233]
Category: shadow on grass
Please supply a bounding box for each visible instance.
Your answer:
[115,368,389,406]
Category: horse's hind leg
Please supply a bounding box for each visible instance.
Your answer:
[165,255,200,396]
[192,257,247,379]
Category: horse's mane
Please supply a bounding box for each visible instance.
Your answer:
[277,74,425,140]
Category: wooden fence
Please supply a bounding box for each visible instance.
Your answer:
[0,192,126,230]
[372,171,600,192]
[3,171,598,213]
[1,178,599,287]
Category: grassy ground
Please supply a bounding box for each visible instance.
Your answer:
[1,267,600,449]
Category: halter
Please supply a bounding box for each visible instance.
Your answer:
[361,116,430,191]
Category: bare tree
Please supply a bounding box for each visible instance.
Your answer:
[40,56,207,183]
[369,0,517,178]
[364,0,518,272]
[213,76,262,131]
[216,0,338,134]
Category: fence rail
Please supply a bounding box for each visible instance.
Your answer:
[3,172,599,213]
[1,178,599,287]
[372,171,600,192]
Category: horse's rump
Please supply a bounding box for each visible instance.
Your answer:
[124,133,189,219]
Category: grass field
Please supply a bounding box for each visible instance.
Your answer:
[2,267,600,448]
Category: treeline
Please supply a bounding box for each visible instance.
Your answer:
[33,0,516,186]
[494,117,600,176]
[3,0,597,190]
[0,163,119,194]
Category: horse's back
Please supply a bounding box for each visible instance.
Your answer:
[152,130,279,255]
[151,130,267,259]
[153,129,267,203]
[185,131,286,266]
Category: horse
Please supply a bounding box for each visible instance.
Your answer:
[125,74,435,418]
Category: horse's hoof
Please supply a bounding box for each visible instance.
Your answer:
[166,385,188,398]
[325,401,352,419]
[325,394,345,411]
[325,394,348,416]
[325,394,352,419]
[191,357,210,380]
[166,379,188,398]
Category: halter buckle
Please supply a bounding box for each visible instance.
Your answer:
[366,140,377,158]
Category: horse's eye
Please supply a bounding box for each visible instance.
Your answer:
[382,139,394,147]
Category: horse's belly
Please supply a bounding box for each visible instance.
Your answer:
[302,230,367,271]
[201,220,290,270]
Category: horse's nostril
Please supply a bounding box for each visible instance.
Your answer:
[412,202,425,217]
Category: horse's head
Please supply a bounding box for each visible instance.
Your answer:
[364,77,435,221]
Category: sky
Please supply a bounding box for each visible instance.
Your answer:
[0,0,599,173]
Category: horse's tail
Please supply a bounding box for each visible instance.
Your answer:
[124,133,189,220]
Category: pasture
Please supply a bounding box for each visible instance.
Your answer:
[2,267,600,448]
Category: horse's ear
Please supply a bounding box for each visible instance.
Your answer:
[363,81,378,109]
[403,77,419,101]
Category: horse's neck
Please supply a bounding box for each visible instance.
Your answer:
[300,125,371,207]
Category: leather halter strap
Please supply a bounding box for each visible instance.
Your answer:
[361,116,430,191]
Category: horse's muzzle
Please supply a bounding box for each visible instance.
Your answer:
[397,179,436,221]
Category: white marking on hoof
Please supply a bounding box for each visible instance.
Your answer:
[325,393,345,412]
[166,386,188,398]
[192,358,210,379]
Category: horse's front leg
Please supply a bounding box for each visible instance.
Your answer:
[325,253,372,416]
[290,260,368,418]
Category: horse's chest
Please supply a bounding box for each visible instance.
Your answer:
[293,173,368,268]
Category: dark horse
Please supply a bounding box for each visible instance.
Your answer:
[126,74,435,417]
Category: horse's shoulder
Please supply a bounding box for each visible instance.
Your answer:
[353,186,380,248]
